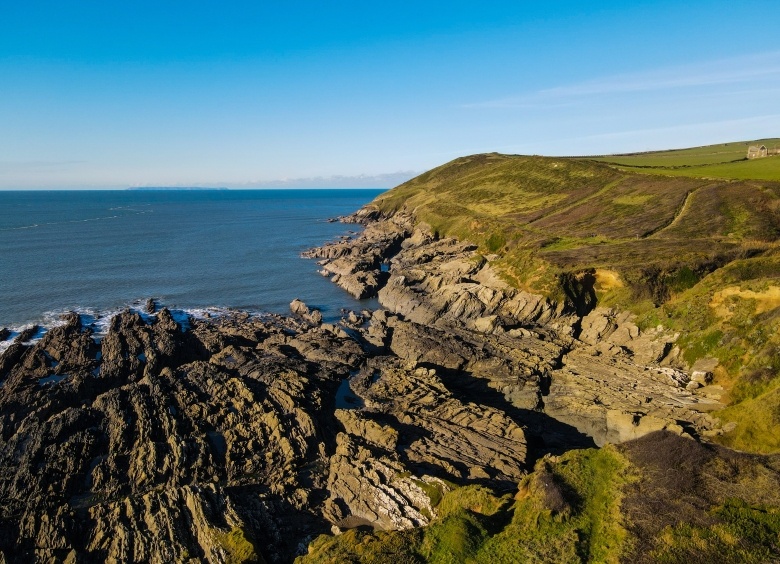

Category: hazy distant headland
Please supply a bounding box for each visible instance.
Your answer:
[126,186,229,191]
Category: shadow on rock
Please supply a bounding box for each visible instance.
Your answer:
[433,365,596,463]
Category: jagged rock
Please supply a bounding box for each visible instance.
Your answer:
[474,315,499,334]
[305,208,722,449]
[324,421,433,530]
[5,298,545,554]
[323,359,528,531]
[579,308,618,344]
[0,203,731,561]
[0,312,356,562]
[544,348,719,446]
[332,270,385,300]
[361,363,529,482]
[310,216,565,334]
[385,316,469,371]
[289,299,323,325]
[15,325,39,343]
[303,213,410,299]
[341,310,363,329]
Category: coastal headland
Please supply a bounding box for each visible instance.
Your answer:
[1,141,779,562]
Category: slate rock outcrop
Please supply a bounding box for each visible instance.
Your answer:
[308,207,725,447]
[0,203,734,562]
[0,304,535,562]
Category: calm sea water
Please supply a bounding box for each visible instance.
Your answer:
[0,189,384,330]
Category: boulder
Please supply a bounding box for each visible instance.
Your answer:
[290,299,323,325]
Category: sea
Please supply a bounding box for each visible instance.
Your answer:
[0,189,384,343]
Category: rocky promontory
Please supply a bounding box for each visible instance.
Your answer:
[0,293,543,562]
[0,201,774,562]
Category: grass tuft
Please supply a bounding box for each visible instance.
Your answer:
[215,527,262,564]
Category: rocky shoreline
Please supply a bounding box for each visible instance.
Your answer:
[0,205,732,562]
[306,206,725,444]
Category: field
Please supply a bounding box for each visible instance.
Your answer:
[590,138,780,181]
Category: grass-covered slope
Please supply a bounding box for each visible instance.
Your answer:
[299,433,780,563]
[300,446,633,563]
[371,144,780,453]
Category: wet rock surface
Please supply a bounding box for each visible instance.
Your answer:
[0,206,730,562]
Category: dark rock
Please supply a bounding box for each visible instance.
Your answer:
[0,298,542,561]
[145,298,157,314]
[58,311,81,328]
[15,325,39,343]
[290,299,323,325]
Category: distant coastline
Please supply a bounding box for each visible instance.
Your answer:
[126,186,229,191]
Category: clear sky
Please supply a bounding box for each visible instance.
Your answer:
[1,0,779,188]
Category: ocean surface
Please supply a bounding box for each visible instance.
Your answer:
[0,189,384,334]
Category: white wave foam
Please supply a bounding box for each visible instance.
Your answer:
[0,316,65,354]
[0,338,17,355]
[0,208,154,231]
[0,302,280,355]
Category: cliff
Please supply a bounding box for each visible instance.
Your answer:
[1,145,779,562]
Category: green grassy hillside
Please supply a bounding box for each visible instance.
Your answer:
[372,143,780,453]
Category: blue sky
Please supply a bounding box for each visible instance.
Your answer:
[1,1,779,188]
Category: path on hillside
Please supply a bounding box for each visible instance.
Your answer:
[645,184,702,239]
[527,176,627,226]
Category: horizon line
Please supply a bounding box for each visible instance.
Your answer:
[0,186,394,191]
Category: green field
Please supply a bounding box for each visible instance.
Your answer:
[590,138,780,181]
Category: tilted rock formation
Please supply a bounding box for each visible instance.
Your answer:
[0,204,737,562]
[309,207,726,447]
[301,213,410,300]
[0,310,350,562]
[0,304,536,562]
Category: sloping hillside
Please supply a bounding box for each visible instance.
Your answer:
[300,432,780,563]
[372,147,780,453]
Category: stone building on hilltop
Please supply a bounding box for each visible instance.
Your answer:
[746,144,780,158]
[747,145,768,159]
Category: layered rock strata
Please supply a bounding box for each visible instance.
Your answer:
[0,204,730,562]
[0,304,535,562]
[307,208,724,448]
